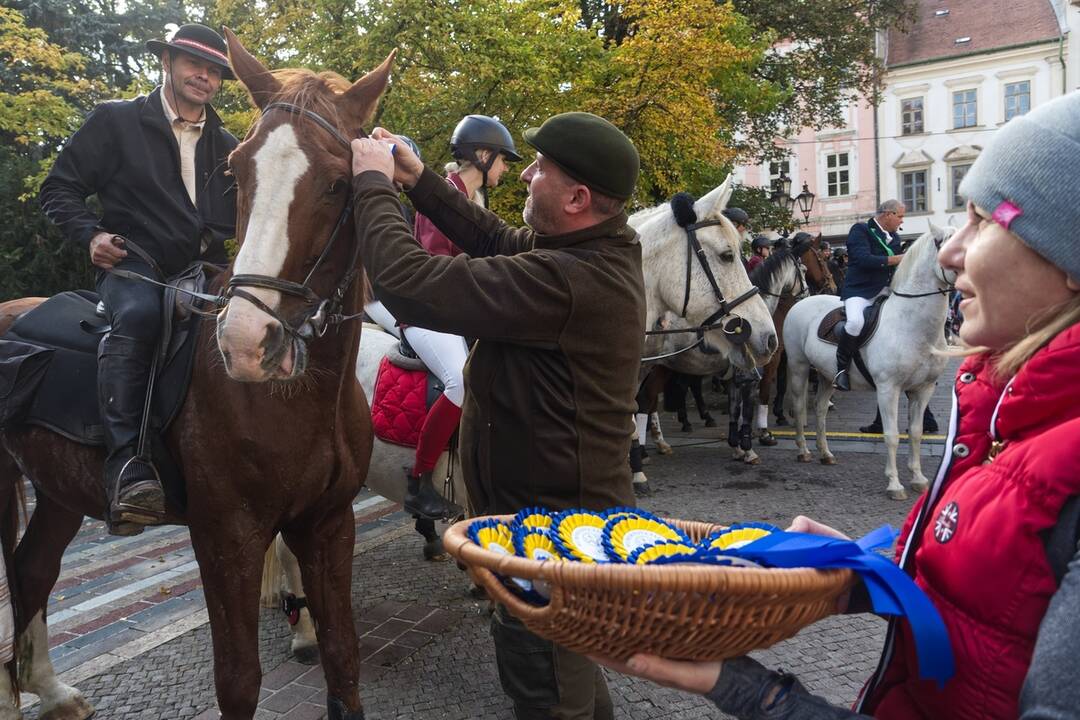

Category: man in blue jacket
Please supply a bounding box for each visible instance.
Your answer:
[834,200,905,390]
[40,23,238,534]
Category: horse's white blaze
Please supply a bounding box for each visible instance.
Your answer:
[220,125,310,369]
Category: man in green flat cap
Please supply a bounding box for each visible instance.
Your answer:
[350,112,644,718]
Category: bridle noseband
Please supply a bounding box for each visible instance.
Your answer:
[225,102,365,343]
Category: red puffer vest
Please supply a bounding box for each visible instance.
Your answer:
[414,172,468,257]
[859,322,1080,719]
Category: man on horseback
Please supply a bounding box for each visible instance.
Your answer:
[351,111,643,720]
[833,200,905,391]
[39,23,238,534]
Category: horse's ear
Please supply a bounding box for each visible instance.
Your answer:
[224,27,280,109]
[695,174,734,217]
[928,221,945,238]
[339,49,397,129]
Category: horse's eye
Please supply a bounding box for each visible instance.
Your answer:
[721,252,736,263]
[328,179,347,195]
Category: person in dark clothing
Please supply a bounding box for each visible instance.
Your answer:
[833,201,905,390]
[39,23,238,535]
[351,111,643,719]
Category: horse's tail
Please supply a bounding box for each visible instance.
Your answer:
[260,538,284,608]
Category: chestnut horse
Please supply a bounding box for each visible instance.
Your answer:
[0,31,392,720]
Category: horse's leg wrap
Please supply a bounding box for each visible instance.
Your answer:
[328,696,365,720]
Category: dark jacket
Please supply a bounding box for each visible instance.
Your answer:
[40,88,238,277]
[352,167,644,515]
[840,217,903,300]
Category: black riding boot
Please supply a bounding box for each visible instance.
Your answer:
[833,330,859,392]
[404,468,462,520]
[99,334,165,533]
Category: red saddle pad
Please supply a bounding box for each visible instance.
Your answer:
[370,356,429,447]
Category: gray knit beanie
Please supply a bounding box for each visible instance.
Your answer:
[959,90,1080,281]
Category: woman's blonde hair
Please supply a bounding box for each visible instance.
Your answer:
[960,293,1080,380]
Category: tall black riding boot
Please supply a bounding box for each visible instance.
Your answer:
[403,468,462,520]
[833,330,859,392]
[99,334,165,532]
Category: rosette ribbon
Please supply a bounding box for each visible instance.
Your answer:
[735,525,955,687]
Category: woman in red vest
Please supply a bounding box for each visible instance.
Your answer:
[595,90,1080,719]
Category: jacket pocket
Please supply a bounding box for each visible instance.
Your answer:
[491,606,559,708]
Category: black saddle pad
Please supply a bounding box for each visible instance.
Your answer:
[817,296,887,347]
[1,289,204,511]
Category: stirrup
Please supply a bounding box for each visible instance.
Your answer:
[112,458,166,525]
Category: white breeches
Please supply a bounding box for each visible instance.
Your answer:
[843,290,887,336]
[364,301,401,339]
[402,325,468,407]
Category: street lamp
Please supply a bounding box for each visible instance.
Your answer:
[770,171,795,213]
[796,181,815,224]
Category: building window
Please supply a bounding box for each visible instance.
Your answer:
[825,152,850,197]
[901,97,924,135]
[949,163,972,210]
[768,160,790,188]
[952,89,977,129]
[901,169,929,213]
[1004,81,1030,121]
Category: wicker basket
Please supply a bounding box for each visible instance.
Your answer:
[445,515,856,661]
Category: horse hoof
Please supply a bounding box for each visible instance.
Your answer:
[796,453,813,463]
[423,538,449,562]
[758,432,778,447]
[632,481,651,497]
[775,416,789,427]
[910,480,929,494]
[744,453,760,465]
[680,423,693,433]
[704,418,716,428]
[38,695,94,720]
[292,643,321,665]
[820,455,837,466]
[658,443,673,456]
[887,488,908,501]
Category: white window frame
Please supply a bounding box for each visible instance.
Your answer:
[951,88,978,130]
[947,162,973,211]
[1003,80,1031,122]
[899,167,931,214]
[900,96,925,135]
[824,151,852,198]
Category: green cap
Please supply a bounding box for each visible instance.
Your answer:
[523,112,639,200]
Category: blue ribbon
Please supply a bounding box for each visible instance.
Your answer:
[731,525,955,687]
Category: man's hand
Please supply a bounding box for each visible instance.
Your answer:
[89,232,127,270]
[371,127,424,190]
[351,138,396,182]
[887,254,905,266]
[589,654,722,695]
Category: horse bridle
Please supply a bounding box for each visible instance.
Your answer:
[225,102,365,343]
[642,216,760,362]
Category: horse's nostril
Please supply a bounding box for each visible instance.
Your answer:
[766,333,779,356]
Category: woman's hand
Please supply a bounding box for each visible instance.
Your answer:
[589,654,722,695]
[787,515,854,613]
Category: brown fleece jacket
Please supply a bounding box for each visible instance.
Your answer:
[351,167,644,514]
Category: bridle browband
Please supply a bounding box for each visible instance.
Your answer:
[641,201,761,363]
[225,102,366,343]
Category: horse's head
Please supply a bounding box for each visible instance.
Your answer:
[215,29,394,382]
[892,222,958,292]
[633,177,777,370]
[792,239,837,295]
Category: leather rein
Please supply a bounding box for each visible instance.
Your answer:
[641,216,760,363]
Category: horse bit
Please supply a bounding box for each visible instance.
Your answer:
[642,207,760,363]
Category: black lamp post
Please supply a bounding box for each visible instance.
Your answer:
[770,171,795,213]
[796,181,816,224]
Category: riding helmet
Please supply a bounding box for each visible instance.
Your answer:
[722,207,750,228]
[450,115,522,162]
[751,235,772,251]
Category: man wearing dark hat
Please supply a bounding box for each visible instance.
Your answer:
[350,112,644,719]
[40,23,238,535]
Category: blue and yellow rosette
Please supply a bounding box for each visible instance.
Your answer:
[467,518,534,596]
[602,506,663,523]
[551,510,610,563]
[702,522,780,555]
[603,514,692,563]
[511,506,553,535]
[513,527,561,602]
[627,540,699,565]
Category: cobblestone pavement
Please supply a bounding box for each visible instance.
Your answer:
[24,370,961,719]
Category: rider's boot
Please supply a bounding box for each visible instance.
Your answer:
[99,334,165,535]
[833,330,859,392]
[404,468,462,520]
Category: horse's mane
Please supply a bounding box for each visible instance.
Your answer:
[268,68,353,132]
[890,230,936,288]
[750,246,796,293]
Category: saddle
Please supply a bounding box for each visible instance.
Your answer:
[817,295,888,348]
[0,263,213,510]
[369,335,445,448]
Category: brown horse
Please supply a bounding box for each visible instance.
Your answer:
[0,31,392,720]
[755,235,836,441]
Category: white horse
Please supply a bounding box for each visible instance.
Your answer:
[782,225,955,500]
